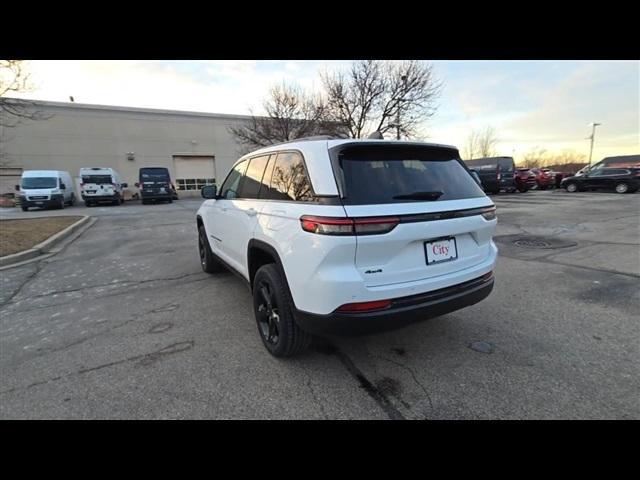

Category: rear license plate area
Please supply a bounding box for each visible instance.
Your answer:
[424,237,458,265]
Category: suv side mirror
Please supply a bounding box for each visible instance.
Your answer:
[122,183,128,188]
[60,183,66,190]
[15,184,20,191]
[201,185,217,199]
[134,182,140,188]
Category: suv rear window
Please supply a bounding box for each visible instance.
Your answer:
[82,175,112,184]
[498,158,515,172]
[338,146,485,204]
[141,168,170,180]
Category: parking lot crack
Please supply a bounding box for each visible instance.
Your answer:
[301,366,329,420]
[331,347,406,420]
[374,355,434,418]
[0,261,43,308]
[2,271,206,307]
[0,341,195,396]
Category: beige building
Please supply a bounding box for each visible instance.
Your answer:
[0,99,252,197]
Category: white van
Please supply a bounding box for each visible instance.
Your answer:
[16,170,76,211]
[79,167,127,206]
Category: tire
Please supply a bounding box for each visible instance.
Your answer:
[253,264,312,358]
[565,182,578,193]
[68,193,75,206]
[518,186,528,193]
[21,205,28,212]
[167,198,173,203]
[142,199,148,205]
[58,197,65,209]
[198,225,223,274]
[615,182,629,194]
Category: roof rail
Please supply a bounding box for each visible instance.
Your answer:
[268,134,350,148]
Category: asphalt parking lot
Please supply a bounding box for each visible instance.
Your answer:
[1,191,638,419]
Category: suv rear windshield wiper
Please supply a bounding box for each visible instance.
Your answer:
[392,191,444,200]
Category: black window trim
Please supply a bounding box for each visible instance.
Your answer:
[219,148,334,203]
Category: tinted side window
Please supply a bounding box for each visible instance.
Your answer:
[258,155,277,200]
[220,161,248,199]
[266,152,314,202]
[238,155,270,199]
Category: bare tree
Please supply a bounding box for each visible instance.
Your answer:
[463,126,499,159]
[462,130,479,160]
[520,147,548,168]
[1,60,51,128]
[477,126,499,157]
[229,83,347,153]
[549,149,586,166]
[321,60,441,139]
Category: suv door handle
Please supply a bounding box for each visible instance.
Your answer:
[245,208,257,217]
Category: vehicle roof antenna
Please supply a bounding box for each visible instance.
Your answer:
[367,131,384,140]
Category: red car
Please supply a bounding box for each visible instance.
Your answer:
[530,168,554,190]
[515,168,537,192]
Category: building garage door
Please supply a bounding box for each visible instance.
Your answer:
[173,156,216,192]
[0,167,23,195]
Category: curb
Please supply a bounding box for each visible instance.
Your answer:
[0,216,92,268]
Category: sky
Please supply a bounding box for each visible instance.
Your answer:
[9,60,640,163]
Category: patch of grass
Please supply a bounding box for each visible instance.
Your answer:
[0,216,83,257]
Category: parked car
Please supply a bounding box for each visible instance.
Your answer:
[465,157,517,194]
[561,168,640,194]
[541,168,556,188]
[530,168,554,190]
[136,167,174,204]
[515,168,537,192]
[16,170,75,211]
[197,137,498,357]
[577,154,640,176]
[79,167,127,207]
[553,171,565,188]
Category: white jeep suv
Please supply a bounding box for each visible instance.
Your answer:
[196,137,498,357]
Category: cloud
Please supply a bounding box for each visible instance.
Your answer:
[9,60,639,161]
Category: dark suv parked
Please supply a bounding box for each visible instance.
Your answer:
[465,157,516,194]
[561,168,640,194]
[136,167,174,204]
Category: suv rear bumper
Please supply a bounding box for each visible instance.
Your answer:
[82,194,118,201]
[141,193,172,200]
[294,272,494,336]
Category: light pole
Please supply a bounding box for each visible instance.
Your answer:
[587,122,601,168]
[396,74,408,140]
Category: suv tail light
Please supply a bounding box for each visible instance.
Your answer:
[497,172,501,180]
[300,215,400,236]
[481,206,497,221]
[336,299,392,313]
